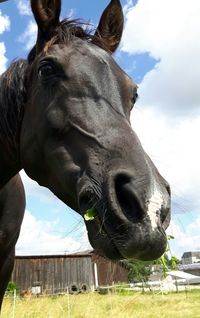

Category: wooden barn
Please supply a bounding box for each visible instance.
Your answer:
[11,251,128,295]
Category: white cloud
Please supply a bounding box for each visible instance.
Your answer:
[132,108,200,214]
[188,218,200,233]
[0,10,10,34]
[15,0,31,16]
[18,172,92,256]
[123,0,133,15]
[0,11,10,74]
[122,0,200,116]
[17,20,37,51]
[167,217,200,259]
[20,170,58,204]
[0,42,7,74]
[16,210,91,255]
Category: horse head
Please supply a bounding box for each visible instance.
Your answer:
[20,0,171,260]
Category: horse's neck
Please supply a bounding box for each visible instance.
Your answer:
[0,143,21,188]
[0,114,21,188]
[0,60,27,188]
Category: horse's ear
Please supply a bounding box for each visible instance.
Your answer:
[31,0,61,53]
[93,0,124,53]
[31,0,61,34]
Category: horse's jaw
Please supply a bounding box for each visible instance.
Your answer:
[86,220,167,261]
[83,209,169,261]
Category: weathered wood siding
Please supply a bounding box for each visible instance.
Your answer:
[11,252,128,293]
[12,255,94,293]
[92,254,128,286]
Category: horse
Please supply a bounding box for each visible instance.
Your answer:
[0,175,25,309]
[0,0,171,308]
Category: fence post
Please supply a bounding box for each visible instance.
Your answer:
[11,289,17,318]
[67,286,70,318]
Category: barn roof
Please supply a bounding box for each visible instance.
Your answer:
[15,250,94,259]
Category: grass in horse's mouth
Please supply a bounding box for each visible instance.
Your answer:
[84,207,124,259]
[84,208,108,236]
[84,208,97,221]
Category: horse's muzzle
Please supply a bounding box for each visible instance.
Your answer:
[78,170,171,261]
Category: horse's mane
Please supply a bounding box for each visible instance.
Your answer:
[28,19,107,63]
[0,59,27,151]
[50,19,94,44]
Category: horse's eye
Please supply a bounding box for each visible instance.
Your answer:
[38,62,55,78]
[132,91,138,105]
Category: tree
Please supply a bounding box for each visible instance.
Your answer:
[6,281,18,295]
[154,235,180,278]
[124,259,152,283]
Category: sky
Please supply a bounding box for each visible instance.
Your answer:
[0,0,199,259]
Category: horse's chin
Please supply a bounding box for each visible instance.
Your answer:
[84,214,168,261]
[84,218,124,260]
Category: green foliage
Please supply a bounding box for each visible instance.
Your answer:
[84,208,96,221]
[6,281,18,295]
[155,235,180,278]
[125,259,152,283]
[155,254,169,278]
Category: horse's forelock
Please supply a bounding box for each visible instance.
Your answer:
[28,19,110,63]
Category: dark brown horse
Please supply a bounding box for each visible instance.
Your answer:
[0,0,170,308]
[0,175,25,309]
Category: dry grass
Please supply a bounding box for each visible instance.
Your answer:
[1,289,200,318]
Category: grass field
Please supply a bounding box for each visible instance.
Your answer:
[2,289,200,318]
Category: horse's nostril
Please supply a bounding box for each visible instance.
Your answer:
[115,174,144,223]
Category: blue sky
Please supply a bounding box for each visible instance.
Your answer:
[0,0,200,259]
